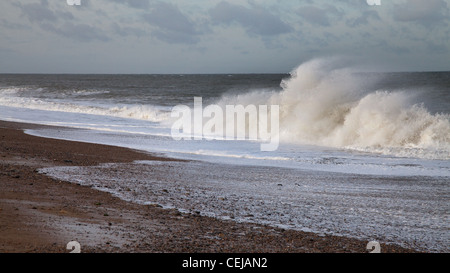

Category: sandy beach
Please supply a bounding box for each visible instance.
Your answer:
[0,120,417,253]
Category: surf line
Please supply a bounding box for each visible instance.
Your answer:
[170,97,279,151]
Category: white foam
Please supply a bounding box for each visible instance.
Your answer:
[0,93,170,123]
[214,58,450,160]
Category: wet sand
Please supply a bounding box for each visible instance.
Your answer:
[0,120,417,253]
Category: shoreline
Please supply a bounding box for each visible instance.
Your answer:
[0,120,417,253]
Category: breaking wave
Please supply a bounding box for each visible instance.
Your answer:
[216,58,450,159]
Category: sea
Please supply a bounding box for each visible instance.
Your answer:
[0,59,449,252]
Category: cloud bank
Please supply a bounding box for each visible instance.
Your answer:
[0,0,448,73]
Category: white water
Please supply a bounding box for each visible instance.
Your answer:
[0,88,170,123]
[214,58,450,160]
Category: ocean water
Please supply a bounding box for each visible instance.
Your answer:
[1,59,449,251]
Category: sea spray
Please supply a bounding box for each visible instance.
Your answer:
[214,58,450,159]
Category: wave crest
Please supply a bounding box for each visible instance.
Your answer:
[216,58,450,159]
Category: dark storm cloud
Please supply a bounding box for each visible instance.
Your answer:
[209,1,293,36]
[143,2,202,44]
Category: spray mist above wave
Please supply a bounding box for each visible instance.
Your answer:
[216,58,450,159]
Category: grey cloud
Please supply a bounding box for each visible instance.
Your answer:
[0,47,16,55]
[209,1,293,36]
[150,29,198,44]
[15,0,108,42]
[42,22,110,42]
[426,42,448,54]
[19,0,58,23]
[110,0,150,10]
[296,4,342,27]
[60,11,75,21]
[346,10,380,27]
[143,2,201,44]
[112,22,146,37]
[0,19,28,30]
[393,0,449,26]
[377,40,411,55]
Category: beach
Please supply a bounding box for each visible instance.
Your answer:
[0,120,417,253]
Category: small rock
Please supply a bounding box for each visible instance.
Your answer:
[170,210,182,217]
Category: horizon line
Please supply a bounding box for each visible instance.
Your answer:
[1,69,450,75]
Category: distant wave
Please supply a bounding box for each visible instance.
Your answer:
[215,58,450,159]
[0,87,170,123]
[71,89,111,96]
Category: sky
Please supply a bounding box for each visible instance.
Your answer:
[0,0,449,74]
